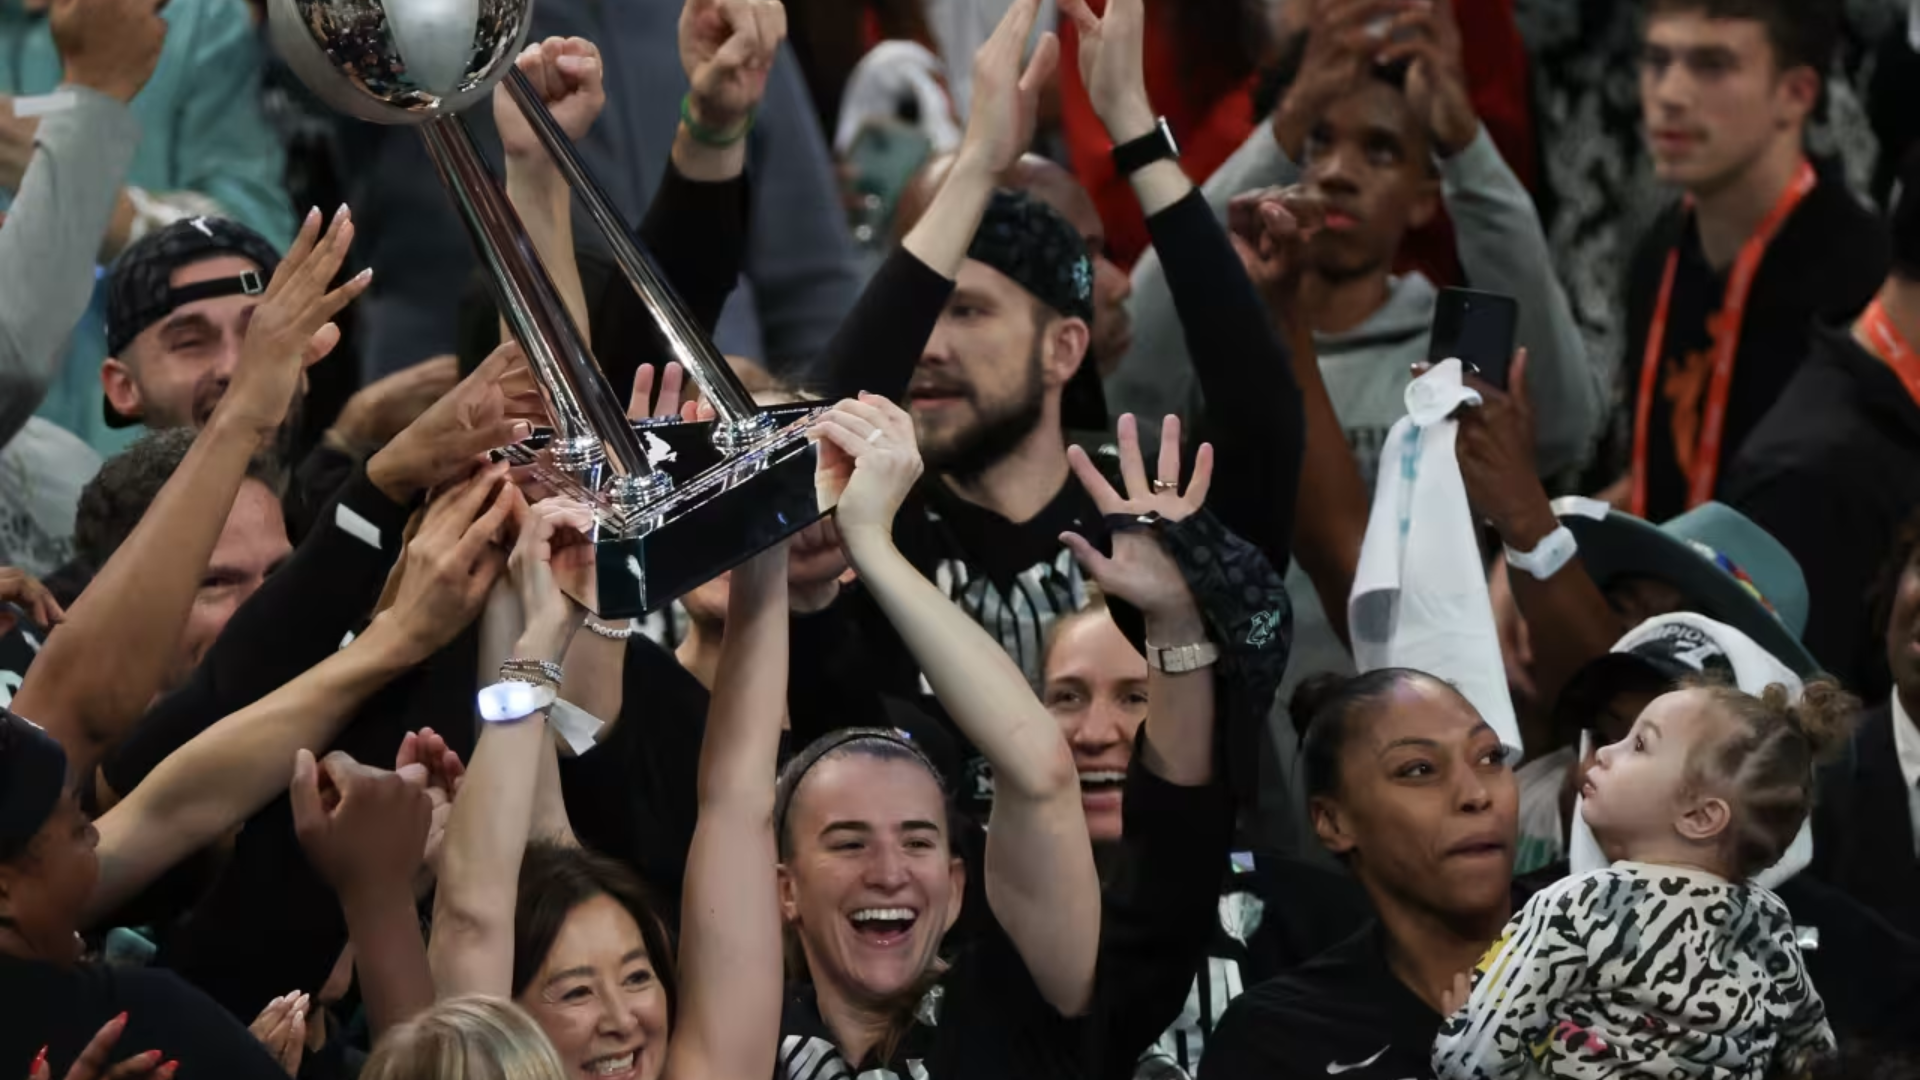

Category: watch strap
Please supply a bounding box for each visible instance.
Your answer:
[1146,640,1220,674]
[1111,117,1180,175]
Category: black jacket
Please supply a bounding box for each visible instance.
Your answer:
[1810,702,1920,943]
[1723,326,1920,698]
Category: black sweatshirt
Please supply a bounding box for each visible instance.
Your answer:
[807,188,1304,818]
[106,166,752,1024]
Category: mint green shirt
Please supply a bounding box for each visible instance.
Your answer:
[0,0,294,455]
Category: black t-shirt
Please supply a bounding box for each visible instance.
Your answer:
[1198,922,1439,1080]
[0,953,287,1079]
[775,920,1090,1080]
[1624,167,1887,523]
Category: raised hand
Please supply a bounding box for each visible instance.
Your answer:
[1271,0,1401,159]
[216,206,371,439]
[49,0,166,105]
[1058,0,1153,143]
[0,566,64,634]
[679,0,786,136]
[1378,0,1479,156]
[365,343,546,504]
[808,393,922,548]
[506,493,596,647]
[956,0,1058,176]
[291,749,433,906]
[628,361,712,423]
[246,992,308,1077]
[1454,349,1553,546]
[1226,184,1326,316]
[27,1012,170,1080]
[380,465,517,663]
[495,37,606,162]
[1061,413,1210,622]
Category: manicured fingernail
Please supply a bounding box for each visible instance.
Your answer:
[143,1051,164,1064]
[354,268,373,283]
[158,1062,179,1078]
[31,1047,47,1074]
[305,206,320,224]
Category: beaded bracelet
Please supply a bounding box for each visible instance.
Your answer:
[500,657,564,690]
[680,93,754,147]
[584,616,637,641]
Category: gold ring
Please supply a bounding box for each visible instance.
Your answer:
[1151,479,1177,493]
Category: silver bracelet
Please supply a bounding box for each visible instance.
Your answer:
[500,657,564,688]
[584,616,636,641]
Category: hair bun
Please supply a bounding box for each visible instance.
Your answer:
[1781,679,1859,761]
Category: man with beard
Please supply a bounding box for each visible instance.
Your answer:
[806,0,1302,820]
[98,216,454,539]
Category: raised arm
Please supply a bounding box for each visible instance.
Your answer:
[817,394,1100,1016]
[667,542,789,1080]
[1063,0,1304,578]
[1382,0,1600,477]
[0,0,160,444]
[815,0,1056,400]
[429,493,591,998]
[12,209,369,781]
[86,469,511,925]
[292,750,437,1039]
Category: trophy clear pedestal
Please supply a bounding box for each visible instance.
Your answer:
[268,0,834,616]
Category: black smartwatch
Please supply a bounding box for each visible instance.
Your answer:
[1111,117,1180,175]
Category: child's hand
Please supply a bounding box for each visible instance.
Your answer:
[1441,971,1472,1016]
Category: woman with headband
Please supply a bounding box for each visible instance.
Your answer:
[768,392,1103,1080]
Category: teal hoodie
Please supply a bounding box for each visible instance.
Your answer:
[1,0,294,455]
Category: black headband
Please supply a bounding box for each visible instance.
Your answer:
[967,189,1095,325]
[773,727,946,843]
[0,709,68,862]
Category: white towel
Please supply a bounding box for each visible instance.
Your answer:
[1348,359,1524,761]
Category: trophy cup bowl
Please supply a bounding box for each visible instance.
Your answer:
[268,0,832,618]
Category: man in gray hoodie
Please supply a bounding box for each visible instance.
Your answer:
[1108,0,1601,701]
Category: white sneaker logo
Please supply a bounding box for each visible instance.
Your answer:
[1325,1046,1389,1075]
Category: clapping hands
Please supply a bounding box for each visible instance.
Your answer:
[1059,0,1153,144]
[290,748,433,905]
[956,0,1057,176]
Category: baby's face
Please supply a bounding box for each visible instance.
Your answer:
[1579,689,1727,856]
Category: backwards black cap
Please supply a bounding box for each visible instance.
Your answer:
[0,708,68,862]
[967,189,1095,325]
[103,216,283,428]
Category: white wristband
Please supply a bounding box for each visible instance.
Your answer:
[1504,524,1577,582]
[478,680,557,723]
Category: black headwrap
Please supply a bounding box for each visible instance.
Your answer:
[967,189,1095,324]
[0,708,68,862]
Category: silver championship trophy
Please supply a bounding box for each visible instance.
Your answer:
[268,0,829,617]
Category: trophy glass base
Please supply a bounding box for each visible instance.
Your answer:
[496,404,829,616]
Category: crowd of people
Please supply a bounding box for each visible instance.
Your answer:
[2,0,1919,1076]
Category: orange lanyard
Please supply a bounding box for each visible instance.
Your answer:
[1629,160,1817,519]
[1854,298,1920,409]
